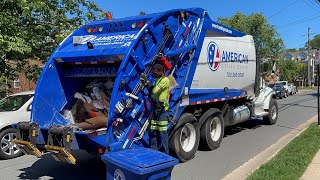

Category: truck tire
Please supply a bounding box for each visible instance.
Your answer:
[169,113,200,162]
[263,98,278,125]
[0,128,22,160]
[199,108,224,150]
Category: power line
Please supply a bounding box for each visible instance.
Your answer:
[268,0,300,19]
[303,0,320,11]
[276,13,320,30]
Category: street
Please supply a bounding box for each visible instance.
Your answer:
[0,90,317,180]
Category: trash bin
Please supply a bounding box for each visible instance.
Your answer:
[101,148,178,180]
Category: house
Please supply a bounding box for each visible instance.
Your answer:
[1,59,43,97]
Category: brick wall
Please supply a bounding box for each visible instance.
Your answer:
[5,59,43,94]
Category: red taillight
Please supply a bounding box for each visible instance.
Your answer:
[120,21,123,26]
[93,27,97,33]
[98,148,103,154]
[138,21,143,28]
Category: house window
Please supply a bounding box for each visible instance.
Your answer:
[13,78,21,88]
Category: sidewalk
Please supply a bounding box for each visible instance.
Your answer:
[300,150,320,180]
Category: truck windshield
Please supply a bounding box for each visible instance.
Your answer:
[0,94,33,112]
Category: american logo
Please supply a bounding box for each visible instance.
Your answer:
[207,41,221,71]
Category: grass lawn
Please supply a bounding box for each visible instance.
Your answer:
[298,87,316,90]
[247,123,320,180]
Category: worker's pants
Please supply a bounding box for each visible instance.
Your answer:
[150,110,169,154]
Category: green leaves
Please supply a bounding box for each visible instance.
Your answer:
[277,59,305,81]
[309,34,320,49]
[0,0,103,81]
[218,12,285,59]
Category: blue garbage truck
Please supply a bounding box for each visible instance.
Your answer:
[14,8,277,164]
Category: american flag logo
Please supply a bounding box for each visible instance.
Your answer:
[207,42,220,71]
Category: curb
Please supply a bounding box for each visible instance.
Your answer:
[222,115,318,180]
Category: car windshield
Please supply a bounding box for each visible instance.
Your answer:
[0,94,33,112]
[282,82,286,86]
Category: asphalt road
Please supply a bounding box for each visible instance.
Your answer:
[0,90,317,180]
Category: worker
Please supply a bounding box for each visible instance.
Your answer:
[143,63,170,154]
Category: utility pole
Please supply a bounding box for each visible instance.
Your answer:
[308,27,311,87]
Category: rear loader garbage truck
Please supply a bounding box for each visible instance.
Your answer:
[14,8,277,164]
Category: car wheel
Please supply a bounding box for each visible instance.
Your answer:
[169,113,200,162]
[263,98,278,125]
[0,128,22,160]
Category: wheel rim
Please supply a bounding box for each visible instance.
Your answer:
[210,117,222,141]
[271,105,277,120]
[1,133,20,156]
[180,123,196,152]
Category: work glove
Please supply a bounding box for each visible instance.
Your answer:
[140,73,148,84]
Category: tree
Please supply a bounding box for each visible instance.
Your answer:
[308,34,320,49]
[218,12,285,59]
[0,0,103,81]
[277,59,305,82]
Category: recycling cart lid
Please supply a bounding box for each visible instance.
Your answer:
[101,148,178,175]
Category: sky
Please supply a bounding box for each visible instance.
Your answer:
[94,0,320,50]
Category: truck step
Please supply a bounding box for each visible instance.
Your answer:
[45,145,76,165]
[13,139,42,158]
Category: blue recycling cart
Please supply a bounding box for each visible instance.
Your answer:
[102,148,178,180]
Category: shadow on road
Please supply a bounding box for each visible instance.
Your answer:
[17,151,105,180]
[224,118,264,138]
[278,97,317,112]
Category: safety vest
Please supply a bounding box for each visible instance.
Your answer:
[152,77,170,111]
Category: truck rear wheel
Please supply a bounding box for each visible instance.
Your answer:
[263,98,278,125]
[169,113,200,162]
[199,108,224,150]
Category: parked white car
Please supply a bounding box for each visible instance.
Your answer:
[0,91,34,159]
[277,81,291,97]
